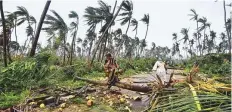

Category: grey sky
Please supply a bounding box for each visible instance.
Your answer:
[3,0,231,49]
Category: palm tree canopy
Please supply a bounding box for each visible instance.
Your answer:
[69,11,79,19]
[172,33,177,41]
[197,17,211,32]
[141,14,149,25]
[118,0,133,26]
[130,18,138,31]
[180,28,189,43]
[43,10,68,35]
[188,9,198,21]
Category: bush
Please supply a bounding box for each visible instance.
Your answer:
[185,53,231,76]
[0,59,50,91]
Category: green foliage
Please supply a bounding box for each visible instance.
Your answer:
[0,90,30,109]
[122,69,137,78]
[117,58,157,72]
[71,97,85,104]
[185,53,231,77]
[150,87,231,112]
[0,60,50,91]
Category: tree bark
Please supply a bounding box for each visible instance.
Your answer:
[0,1,7,67]
[75,76,152,92]
[90,1,124,66]
[30,0,51,57]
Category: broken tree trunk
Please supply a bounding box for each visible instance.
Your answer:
[75,76,152,93]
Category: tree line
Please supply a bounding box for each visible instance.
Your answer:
[0,0,231,67]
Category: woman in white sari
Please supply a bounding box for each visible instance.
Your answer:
[152,61,168,85]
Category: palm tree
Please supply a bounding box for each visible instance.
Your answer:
[68,11,79,65]
[151,42,156,57]
[30,0,51,56]
[86,30,96,61]
[208,30,216,53]
[89,0,125,65]
[134,36,140,56]
[188,9,201,55]
[0,1,7,67]
[225,18,231,53]
[218,32,227,53]
[141,14,149,40]
[43,10,68,64]
[198,17,210,55]
[15,6,36,49]
[180,28,189,57]
[82,39,88,57]
[4,12,18,45]
[131,18,138,37]
[223,0,231,54]
[140,14,149,55]
[140,39,147,56]
[188,39,194,57]
[0,12,19,61]
[172,33,178,42]
[118,0,133,34]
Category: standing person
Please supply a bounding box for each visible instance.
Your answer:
[152,60,168,86]
[104,53,120,89]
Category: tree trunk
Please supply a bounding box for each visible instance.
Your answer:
[144,24,149,39]
[101,36,108,62]
[196,22,202,56]
[90,1,124,66]
[7,29,12,63]
[223,0,231,54]
[14,17,18,54]
[97,43,103,62]
[88,41,93,61]
[140,24,149,55]
[30,0,51,57]
[75,76,152,92]
[88,26,95,61]
[115,18,131,57]
[0,1,7,67]
[202,29,206,55]
[125,18,131,35]
[63,38,66,65]
[135,27,138,38]
[22,36,29,55]
[70,31,76,65]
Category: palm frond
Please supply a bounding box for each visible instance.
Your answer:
[69,11,79,19]
[141,14,149,24]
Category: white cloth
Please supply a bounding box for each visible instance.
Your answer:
[152,61,168,84]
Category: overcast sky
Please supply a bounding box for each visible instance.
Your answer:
[3,0,231,49]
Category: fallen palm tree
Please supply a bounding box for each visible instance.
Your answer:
[75,76,153,92]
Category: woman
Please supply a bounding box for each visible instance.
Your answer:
[104,53,120,88]
[152,61,168,85]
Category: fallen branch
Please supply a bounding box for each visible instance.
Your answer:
[26,85,89,104]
